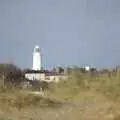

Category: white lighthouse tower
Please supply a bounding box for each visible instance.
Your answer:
[32,45,41,71]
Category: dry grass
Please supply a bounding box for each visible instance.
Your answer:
[0,71,120,119]
[0,90,119,120]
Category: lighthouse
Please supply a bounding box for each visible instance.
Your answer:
[25,45,66,82]
[32,45,41,71]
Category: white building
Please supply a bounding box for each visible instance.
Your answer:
[32,45,41,71]
[25,70,66,83]
[85,66,90,71]
[25,71,45,81]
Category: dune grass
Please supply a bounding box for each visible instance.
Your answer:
[47,70,120,101]
[0,70,120,120]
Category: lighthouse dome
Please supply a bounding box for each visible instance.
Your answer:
[34,45,40,52]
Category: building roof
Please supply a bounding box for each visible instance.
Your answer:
[24,69,48,74]
[25,69,61,76]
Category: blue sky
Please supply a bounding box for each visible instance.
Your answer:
[0,0,120,69]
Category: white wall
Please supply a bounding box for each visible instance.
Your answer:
[25,73,45,81]
[25,73,68,83]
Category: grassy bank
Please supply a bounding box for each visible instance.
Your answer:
[47,70,120,101]
[0,69,120,120]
